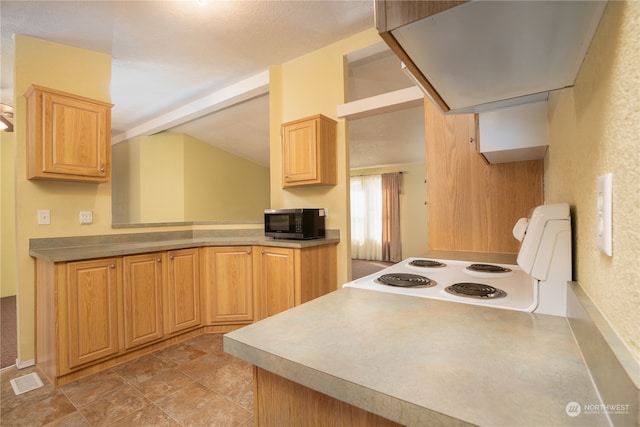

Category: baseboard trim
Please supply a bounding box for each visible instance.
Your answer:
[16,359,35,369]
[567,282,639,426]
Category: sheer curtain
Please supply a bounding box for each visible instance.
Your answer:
[382,173,402,262]
[350,174,382,260]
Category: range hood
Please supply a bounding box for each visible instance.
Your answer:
[376,1,607,113]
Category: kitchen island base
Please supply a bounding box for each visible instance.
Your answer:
[254,367,402,427]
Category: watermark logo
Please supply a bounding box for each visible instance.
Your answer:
[566,401,630,417]
[566,401,581,417]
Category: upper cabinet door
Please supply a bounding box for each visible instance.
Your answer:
[282,114,337,188]
[25,85,113,183]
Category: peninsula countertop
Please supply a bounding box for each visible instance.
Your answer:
[224,288,608,427]
[29,229,339,262]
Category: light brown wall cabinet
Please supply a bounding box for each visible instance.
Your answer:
[25,84,112,183]
[201,246,254,324]
[35,243,336,386]
[282,114,337,188]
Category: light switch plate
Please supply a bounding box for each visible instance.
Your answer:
[596,173,612,256]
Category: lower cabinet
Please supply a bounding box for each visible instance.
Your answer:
[122,253,164,350]
[254,244,338,321]
[166,248,201,334]
[254,246,296,319]
[36,249,202,386]
[64,258,120,370]
[201,246,254,324]
[34,242,336,386]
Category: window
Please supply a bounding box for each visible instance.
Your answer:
[350,174,382,260]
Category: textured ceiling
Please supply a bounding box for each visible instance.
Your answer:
[1,0,424,169]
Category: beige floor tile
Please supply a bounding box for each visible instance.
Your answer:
[184,333,224,354]
[1,384,77,426]
[133,369,197,403]
[60,369,125,407]
[107,403,180,426]
[177,352,233,380]
[76,382,147,427]
[111,353,177,386]
[0,334,255,426]
[153,342,208,365]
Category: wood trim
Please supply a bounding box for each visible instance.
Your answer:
[424,99,543,253]
[35,261,57,385]
[374,0,467,114]
[375,0,467,33]
[297,244,338,304]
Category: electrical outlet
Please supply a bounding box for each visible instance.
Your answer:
[79,210,93,225]
[37,209,51,225]
[596,174,612,256]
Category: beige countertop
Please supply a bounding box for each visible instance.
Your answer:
[224,288,609,427]
[29,229,339,262]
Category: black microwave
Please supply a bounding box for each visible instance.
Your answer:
[264,208,326,240]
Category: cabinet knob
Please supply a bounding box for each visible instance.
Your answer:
[261,249,265,255]
[469,137,475,144]
[246,250,252,255]
[110,263,116,269]
[100,165,106,172]
[156,257,161,262]
[169,255,174,260]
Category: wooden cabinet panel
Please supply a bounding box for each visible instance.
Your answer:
[424,99,543,253]
[254,246,295,320]
[166,248,201,334]
[25,85,112,182]
[283,119,317,183]
[34,243,334,385]
[64,258,120,369]
[122,253,164,350]
[253,244,337,321]
[255,367,403,427]
[296,244,338,305]
[282,114,337,188]
[201,247,254,324]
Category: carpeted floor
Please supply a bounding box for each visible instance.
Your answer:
[351,259,395,279]
[1,296,17,369]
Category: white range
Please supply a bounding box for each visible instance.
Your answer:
[344,203,572,317]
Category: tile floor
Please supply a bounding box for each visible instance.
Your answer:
[0,334,254,426]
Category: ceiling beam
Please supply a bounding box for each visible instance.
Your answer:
[111,70,270,144]
[336,86,424,120]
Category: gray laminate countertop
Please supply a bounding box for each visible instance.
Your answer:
[29,229,339,262]
[224,288,608,427]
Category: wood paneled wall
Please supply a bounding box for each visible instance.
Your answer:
[424,99,544,253]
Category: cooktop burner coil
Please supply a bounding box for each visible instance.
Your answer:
[377,273,437,288]
[409,259,447,268]
[445,282,507,299]
[466,264,512,273]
